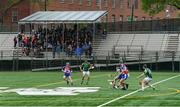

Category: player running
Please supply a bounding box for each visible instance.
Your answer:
[62,62,73,85]
[80,60,93,85]
[112,64,129,90]
[137,64,155,91]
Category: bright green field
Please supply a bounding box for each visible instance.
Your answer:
[0,71,180,106]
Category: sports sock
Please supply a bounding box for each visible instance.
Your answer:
[81,77,84,85]
[67,80,69,85]
[125,84,129,89]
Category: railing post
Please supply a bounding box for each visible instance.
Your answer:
[179,56,180,72]
[155,52,159,71]
[138,54,141,72]
[93,55,97,66]
[123,51,126,63]
[0,51,3,59]
[106,56,108,67]
[12,50,15,71]
[172,51,175,72]
[112,45,115,56]
[140,46,143,61]
[106,53,110,68]
[31,54,33,71]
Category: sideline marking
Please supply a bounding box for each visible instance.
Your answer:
[125,88,180,99]
[97,74,180,107]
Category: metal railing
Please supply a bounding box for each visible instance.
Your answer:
[0,49,180,72]
[107,18,180,32]
[0,18,180,33]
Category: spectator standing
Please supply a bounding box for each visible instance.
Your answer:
[75,46,82,57]
[68,44,73,57]
[89,45,92,58]
[13,36,17,48]
[102,29,107,39]
[18,33,22,47]
[52,36,57,58]
[56,41,61,58]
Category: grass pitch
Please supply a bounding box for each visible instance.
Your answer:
[0,71,179,106]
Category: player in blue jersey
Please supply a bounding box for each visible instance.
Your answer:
[62,62,73,85]
[112,64,129,90]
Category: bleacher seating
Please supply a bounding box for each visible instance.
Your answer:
[94,34,119,56]
[0,34,16,50]
[0,33,179,60]
[116,34,134,46]
[145,34,165,51]
[0,34,16,58]
[94,33,179,59]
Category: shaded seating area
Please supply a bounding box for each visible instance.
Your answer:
[18,11,107,58]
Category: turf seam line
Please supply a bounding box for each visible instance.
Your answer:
[97,74,180,107]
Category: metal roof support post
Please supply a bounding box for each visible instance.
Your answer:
[30,22,33,71]
[29,23,33,55]
[62,22,65,52]
[45,21,48,69]
[93,22,96,58]
[77,22,79,47]
[18,23,19,33]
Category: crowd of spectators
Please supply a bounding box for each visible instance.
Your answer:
[15,24,93,58]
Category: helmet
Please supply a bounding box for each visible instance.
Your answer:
[143,64,147,69]
[120,64,125,68]
[66,62,70,65]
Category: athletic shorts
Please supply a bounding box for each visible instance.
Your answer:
[143,77,152,82]
[83,71,90,76]
[64,73,71,78]
[118,74,128,80]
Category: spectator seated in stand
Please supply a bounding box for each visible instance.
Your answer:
[17,25,94,58]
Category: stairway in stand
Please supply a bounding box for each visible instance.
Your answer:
[92,34,119,58]
[164,34,179,57]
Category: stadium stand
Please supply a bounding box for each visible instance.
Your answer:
[94,33,180,59]
[145,34,165,51]
[0,33,179,60]
[165,34,179,52]
[0,34,16,50]
[93,34,119,57]
[0,34,16,58]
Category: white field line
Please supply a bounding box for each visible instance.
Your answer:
[97,74,180,107]
[0,73,107,94]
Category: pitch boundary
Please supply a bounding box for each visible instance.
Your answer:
[124,88,180,99]
[97,74,180,107]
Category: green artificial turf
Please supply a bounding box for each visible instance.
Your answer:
[0,71,179,106]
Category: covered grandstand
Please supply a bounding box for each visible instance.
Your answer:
[17,11,107,58]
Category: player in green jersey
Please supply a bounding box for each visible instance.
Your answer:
[80,60,93,85]
[137,64,155,91]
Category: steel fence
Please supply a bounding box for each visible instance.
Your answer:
[107,18,180,32]
[0,49,180,72]
[0,18,180,33]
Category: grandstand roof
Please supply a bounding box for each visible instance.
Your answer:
[18,11,107,24]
